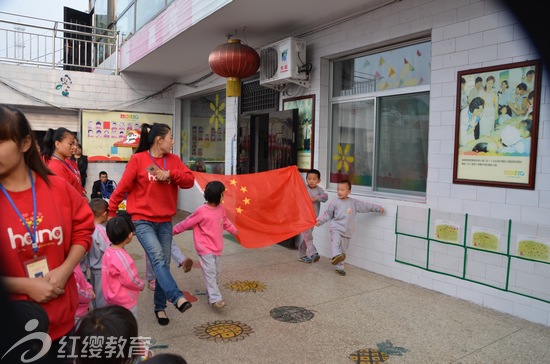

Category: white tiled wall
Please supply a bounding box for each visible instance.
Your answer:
[302,0,550,326]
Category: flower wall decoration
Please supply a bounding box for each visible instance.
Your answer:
[180,130,188,156]
[333,144,355,172]
[209,93,225,130]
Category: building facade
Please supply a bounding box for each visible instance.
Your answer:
[1,0,549,325]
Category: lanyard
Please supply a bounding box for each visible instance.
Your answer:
[53,155,80,176]
[148,151,166,171]
[0,168,39,255]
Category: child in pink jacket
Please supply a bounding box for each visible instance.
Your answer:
[173,181,237,309]
[102,216,145,317]
[73,265,94,324]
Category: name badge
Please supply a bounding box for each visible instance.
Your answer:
[25,256,50,278]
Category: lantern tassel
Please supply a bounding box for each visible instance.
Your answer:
[226,77,241,97]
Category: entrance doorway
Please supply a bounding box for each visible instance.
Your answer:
[237,109,298,174]
[236,109,300,249]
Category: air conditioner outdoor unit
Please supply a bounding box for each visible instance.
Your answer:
[259,37,310,91]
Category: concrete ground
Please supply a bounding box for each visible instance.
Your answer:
[126,211,550,364]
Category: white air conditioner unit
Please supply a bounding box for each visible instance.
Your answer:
[259,37,310,91]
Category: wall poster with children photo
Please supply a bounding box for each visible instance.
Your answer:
[82,110,173,162]
[453,60,541,189]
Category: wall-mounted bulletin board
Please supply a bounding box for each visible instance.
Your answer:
[395,205,550,303]
[82,110,172,162]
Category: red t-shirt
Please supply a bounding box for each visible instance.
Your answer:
[47,157,86,197]
[0,174,94,340]
[108,151,195,221]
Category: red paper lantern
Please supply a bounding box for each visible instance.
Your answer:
[209,38,260,97]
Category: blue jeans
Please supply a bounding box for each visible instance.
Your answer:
[134,220,184,311]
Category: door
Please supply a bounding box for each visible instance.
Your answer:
[237,109,298,174]
[63,7,92,72]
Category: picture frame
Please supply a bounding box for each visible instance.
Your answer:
[453,60,541,189]
[283,94,315,171]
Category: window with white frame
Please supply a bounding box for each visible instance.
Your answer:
[181,90,227,174]
[330,41,431,198]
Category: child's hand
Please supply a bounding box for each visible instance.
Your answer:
[315,222,320,227]
[380,208,384,214]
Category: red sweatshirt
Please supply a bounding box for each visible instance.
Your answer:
[0,174,94,340]
[47,157,86,197]
[108,151,195,221]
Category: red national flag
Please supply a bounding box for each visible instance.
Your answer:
[191,166,316,248]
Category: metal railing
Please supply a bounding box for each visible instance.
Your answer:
[0,11,118,74]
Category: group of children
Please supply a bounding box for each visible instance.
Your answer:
[73,198,145,323]
[73,179,237,326]
[297,169,384,276]
[74,167,384,326]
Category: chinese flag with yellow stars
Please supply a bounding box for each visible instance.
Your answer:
[191,166,316,248]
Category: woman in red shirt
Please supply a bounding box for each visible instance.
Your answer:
[0,104,94,362]
[108,123,195,326]
[41,127,87,198]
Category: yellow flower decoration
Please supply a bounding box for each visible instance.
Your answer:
[333,144,355,172]
[209,93,226,130]
[180,130,188,155]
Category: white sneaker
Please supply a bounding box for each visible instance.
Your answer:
[211,300,226,308]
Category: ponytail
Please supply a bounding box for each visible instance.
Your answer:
[135,123,171,153]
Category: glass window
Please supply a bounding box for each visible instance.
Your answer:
[136,0,165,31]
[116,4,134,42]
[181,91,226,174]
[330,41,431,198]
[330,99,375,187]
[94,0,111,29]
[116,0,133,18]
[333,42,431,97]
[376,93,429,196]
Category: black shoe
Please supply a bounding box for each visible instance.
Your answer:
[176,298,192,313]
[154,310,169,326]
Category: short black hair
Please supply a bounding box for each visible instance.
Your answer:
[306,168,321,179]
[516,82,527,91]
[469,97,485,113]
[143,353,187,364]
[338,179,352,190]
[204,181,225,205]
[106,215,135,245]
[75,305,138,364]
[89,198,108,218]
[521,119,533,134]
[472,142,488,153]
[498,104,511,117]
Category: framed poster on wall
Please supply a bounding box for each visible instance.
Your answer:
[453,60,541,189]
[82,111,172,162]
[283,94,315,171]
